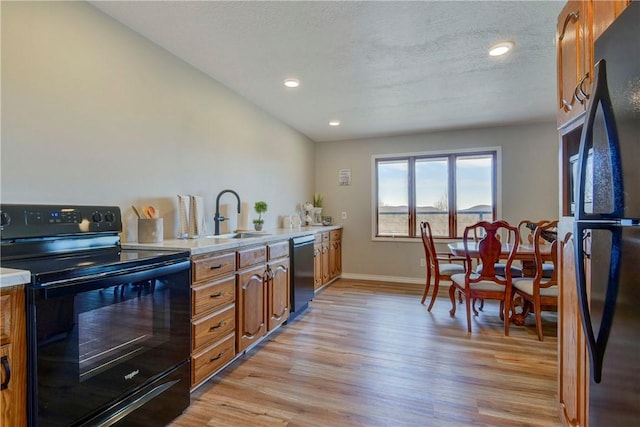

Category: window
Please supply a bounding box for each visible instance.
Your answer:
[374,149,498,239]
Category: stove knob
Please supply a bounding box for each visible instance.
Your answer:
[0,211,11,227]
[92,212,103,223]
[104,212,116,223]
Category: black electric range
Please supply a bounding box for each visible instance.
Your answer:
[0,204,192,427]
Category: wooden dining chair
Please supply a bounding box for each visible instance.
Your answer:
[476,222,523,278]
[419,221,465,311]
[510,221,561,341]
[518,219,556,278]
[449,220,520,334]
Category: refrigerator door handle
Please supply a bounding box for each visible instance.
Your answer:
[574,222,622,383]
[575,59,624,221]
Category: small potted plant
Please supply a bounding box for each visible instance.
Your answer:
[253,201,268,231]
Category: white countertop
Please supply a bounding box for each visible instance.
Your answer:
[0,267,31,288]
[122,225,342,255]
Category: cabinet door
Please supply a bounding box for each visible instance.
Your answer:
[313,244,322,290]
[0,287,26,427]
[330,239,342,279]
[590,0,630,41]
[267,259,290,331]
[558,235,589,427]
[321,242,330,284]
[557,1,589,127]
[236,265,266,353]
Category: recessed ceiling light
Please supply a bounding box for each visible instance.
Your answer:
[489,41,515,57]
[329,120,341,127]
[284,78,300,88]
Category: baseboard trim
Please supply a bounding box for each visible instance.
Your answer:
[340,273,424,285]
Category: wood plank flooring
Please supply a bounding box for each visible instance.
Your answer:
[171,279,561,427]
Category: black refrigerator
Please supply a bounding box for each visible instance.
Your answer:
[573,2,640,425]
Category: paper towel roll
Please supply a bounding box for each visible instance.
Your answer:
[188,195,205,238]
[177,195,190,239]
[238,202,251,231]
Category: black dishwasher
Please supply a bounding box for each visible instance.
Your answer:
[289,234,315,320]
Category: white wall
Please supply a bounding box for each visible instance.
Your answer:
[315,123,559,282]
[1,1,315,240]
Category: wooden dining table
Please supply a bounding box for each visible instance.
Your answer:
[447,241,552,276]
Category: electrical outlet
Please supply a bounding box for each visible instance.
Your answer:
[341,211,347,220]
[419,258,426,267]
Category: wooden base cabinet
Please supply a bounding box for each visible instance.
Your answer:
[0,285,27,427]
[329,229,342,281]
[236,242,290,353]
[236,247,267,353]
[558,235,589,426]
[190,252,236,388]
[266,241,290,331]
[313,234,323,290]
[321,232,330,284]
[313,228,343,291]
[190,240,291,386]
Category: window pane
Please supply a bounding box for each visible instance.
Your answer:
[415,157,449,236]
[377,160,408,236]
[456,155,494,237]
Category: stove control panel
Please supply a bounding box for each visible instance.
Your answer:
[0,204,122,239]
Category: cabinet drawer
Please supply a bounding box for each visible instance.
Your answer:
[192,333,235,386]
[314,233,322,244]
[267,241,289,261]
[330,229,342,241]
[237,246,266,269]
[322,232,330,242]
[192,304,235,351]
[192,252,235,283]
[192,276,235,317]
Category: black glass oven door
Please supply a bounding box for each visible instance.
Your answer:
[27,260,190,427]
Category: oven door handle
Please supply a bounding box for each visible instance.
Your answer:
[35,259,191,299]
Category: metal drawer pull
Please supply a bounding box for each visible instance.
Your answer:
[1,355,10,390]
[209,350,226,362]
[210,264,224,270]
[209,291,225,298]
[209,321,226,331]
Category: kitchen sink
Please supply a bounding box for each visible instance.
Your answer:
[217,232,271,239]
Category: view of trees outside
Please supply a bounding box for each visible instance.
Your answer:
[377,154,493,237]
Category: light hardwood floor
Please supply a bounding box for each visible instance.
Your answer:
[171,279,561,427]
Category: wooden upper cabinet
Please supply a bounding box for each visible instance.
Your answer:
[557,1,589,127]
[557,0,630,128]
[589,0,631,42]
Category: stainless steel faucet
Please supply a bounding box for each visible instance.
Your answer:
[214,189,241,235]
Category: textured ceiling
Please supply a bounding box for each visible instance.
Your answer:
[90,1,564,142]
